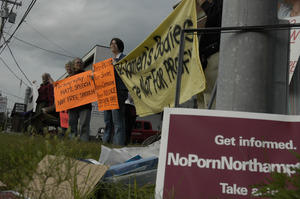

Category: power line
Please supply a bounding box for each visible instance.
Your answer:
[4,32,75,58]
[56,71,67,81]
[0,0,37,51]
[5,0,22,41]
[5,96,18,104]
[0,56,30,87]
[0,88,23,100]
[0,83,17,97]
[0,0,22,45]
[2,35,32,85]
[0,83,15,95]
[24,20,77,57]
[8,0,36,41]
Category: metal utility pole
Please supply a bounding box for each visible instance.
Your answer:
[0,0,8,40]
[0,0,21,43]
[216,0,290,114]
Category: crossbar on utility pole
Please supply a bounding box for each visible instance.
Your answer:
[0,0,21,6]
[0,0,21,45]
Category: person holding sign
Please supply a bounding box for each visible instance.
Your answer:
[197,0,223,109]
[125,93,137,145]
[278,0,300,18]
[65,60,74,77]
[290,1,300,17]
[102,38,128,146]
[68,58,92,142]
[59,60,74,132]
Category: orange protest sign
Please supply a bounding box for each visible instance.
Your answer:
[93,58,119,111]
[53,70,97,112]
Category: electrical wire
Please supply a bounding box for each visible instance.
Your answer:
[0,89,23,101]
[0,83,16,96]
[56,71,68,81]
[0,0,37,51]
[6,96,18,104]
[24,20,77,57]
[0,57,30,87]
[5,0,23,44]
[4,32,75,58]
[2,35,32,86]
[9,0,37,41]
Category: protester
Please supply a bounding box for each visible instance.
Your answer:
[124,93,137,145]
[33,73,56,134]
[59,60,74,135]
[197,0,223,109]
[68,58,92,141]
[278,0,300,18]
[290,1,300,17]
[102,38,128,146]
[65,60,74,77]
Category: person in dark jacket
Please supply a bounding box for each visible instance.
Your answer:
[68,57,92,141]
[197,0,223,109]
[102,38,128,146]
[33,73,56,134]
[124,93,137,145]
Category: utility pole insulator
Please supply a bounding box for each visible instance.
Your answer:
[0,0,22,45]
[0,7,8,19]
[8,12,15,23]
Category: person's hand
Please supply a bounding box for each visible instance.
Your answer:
[198,0,206,6]
[285,0,296,4]
[42,108,47,114]
[89,74,94,81]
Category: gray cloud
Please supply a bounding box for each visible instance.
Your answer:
[0,0,179,110]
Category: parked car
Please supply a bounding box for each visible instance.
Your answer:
[130,120,159,143]
[96,120,159,143]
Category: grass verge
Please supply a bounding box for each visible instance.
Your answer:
[0,131,155,198]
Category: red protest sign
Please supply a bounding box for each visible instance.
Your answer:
[93,58,119,111]
[156,108,300,198]
[59,111,68,128]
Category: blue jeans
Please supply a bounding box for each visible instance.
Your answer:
[68,108,91,142]
[103,102,126,146]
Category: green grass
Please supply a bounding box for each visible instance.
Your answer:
[0,131,155,198]
[251,152,300,198]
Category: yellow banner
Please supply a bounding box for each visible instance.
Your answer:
[115,0,206,117]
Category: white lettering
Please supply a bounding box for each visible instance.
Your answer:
[220,182,248,195]
[215,135,236,146]
[239,137,296,150]
[167,152,300,176]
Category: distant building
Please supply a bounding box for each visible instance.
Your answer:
[24,87,31,105]
[81,45,111,137]
[82,45,112,70]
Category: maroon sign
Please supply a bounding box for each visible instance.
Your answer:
[156,108,300,198]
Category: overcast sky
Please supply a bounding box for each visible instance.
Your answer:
[0,0,179,111]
